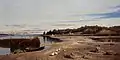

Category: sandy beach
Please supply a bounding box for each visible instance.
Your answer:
[0,35,120,60]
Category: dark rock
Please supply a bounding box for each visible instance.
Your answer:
[103,51,119,55]
[90,48,99,52]
[64,53,75,59]
[81,55,88,59]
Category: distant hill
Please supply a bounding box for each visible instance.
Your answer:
[44,25,120,36]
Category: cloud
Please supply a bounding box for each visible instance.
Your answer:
[112,5,120,8]
[61,19,99,23]
[86,5,120,19]
[88,10,120,19]
[70,4,120,19]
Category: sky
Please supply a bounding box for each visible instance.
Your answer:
[0,0,120,33]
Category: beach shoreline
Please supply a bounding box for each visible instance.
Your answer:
[0,35,120,60]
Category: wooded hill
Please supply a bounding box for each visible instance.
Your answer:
[44,25,120,36]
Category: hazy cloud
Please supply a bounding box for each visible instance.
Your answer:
[86,5,120,19]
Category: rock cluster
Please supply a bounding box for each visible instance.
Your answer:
[50,48,61,56]
[103,51,119,55]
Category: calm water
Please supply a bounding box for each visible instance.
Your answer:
[0,35,56,55]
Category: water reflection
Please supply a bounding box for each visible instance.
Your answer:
[0,48,10,55]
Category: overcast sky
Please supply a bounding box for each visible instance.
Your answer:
[0,0,120,32]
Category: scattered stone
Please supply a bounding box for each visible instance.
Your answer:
[64,54,74,59]
[63,50,66,51]
[50,48,61,56]
[103,52,112,55]
[104,43,115,45]
[96,44,100,47]
[70,53,75,56]
[58,48,61,51]
[96,47,100,50]
[63,52,76,59]
[56,49,59,52]
[54,52,58,55]
[50,52,59,56]
[81,55,88,59]
[103,51,118,55]
[13,49,25,54]
[90,48,99,53]
[56,48,61,52]
[109,43,115,45]
[50,52,55,56]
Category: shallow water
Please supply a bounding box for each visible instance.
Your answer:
[0,35,56,55]
[0,48,10,55]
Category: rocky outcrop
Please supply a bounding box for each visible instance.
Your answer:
[9,37,40,53]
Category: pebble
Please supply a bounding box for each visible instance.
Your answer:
[51,52,55,56]
[63,50,66,51]
[50,52,58,56]
[56,49,59,52]
[58,48,61,51]
[54,52,58,55]
[50,48,61,56]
